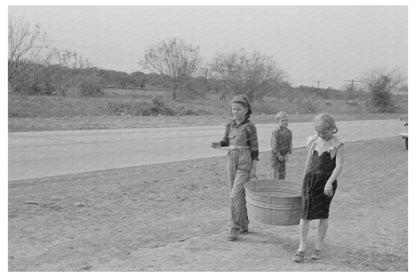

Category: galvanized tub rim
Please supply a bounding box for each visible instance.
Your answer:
[245,179,302,226]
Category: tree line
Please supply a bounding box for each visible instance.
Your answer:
[8,16,407,112]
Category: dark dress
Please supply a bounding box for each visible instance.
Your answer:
[301,150,337,220]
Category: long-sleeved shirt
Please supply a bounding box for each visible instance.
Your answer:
[219,118,259,161]
[271,127,292,156]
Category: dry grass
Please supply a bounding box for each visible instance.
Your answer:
[102,88,170,99]
[8,90,407,132]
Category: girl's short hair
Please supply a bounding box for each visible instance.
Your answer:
[314,113,338,133]
[231,95,252,119]
[275,111,289,122]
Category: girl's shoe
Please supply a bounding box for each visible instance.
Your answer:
[311,249,322,260]
[292,250,305,263]
[226,229,241,241]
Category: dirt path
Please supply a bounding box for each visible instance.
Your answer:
[8,137,407,271]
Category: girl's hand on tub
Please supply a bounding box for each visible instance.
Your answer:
[249,171,257,181]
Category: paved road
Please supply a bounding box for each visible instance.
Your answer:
[8,120,404,181]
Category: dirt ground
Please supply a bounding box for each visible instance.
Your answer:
[8,137,408,271]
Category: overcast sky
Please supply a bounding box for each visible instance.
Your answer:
[8,5,408,89]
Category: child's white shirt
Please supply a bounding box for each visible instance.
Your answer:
[306,135,343,159]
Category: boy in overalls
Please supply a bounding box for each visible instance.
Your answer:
[269,111,292,179]
[211,95,259,240]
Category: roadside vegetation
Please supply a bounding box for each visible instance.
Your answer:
[8,16,408,131]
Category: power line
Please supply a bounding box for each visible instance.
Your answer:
[344,79,361,90]
[313,80,325,90]
[344,79,360,98]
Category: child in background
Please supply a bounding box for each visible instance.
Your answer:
[210,95,259,241]
[293,113,345,263]
[269,111,292,180]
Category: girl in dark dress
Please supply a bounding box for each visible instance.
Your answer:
[293,113,345,263]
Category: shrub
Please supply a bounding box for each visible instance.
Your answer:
[364,70,400,113]
[252,100,279,115]
[78,75,104,97]
[150,99,175,115]
[107,101,150,116]
[367,91,395,113]
[9,63,55,96]
[294,97,317,113]
[107,99,176,116]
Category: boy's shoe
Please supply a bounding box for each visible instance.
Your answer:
[311,249,322,260]
[242,226,249,233]
[227,229,241,241]
[292,251,305,263]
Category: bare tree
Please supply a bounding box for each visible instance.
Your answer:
[210,49,284,102]
[8,17,48,82]
[140,37,201,100]
[45,48,92,69]
[44,48,93,96]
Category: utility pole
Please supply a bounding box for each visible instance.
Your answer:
[200,67,209,95]
[201,67,208,85]
[313,80,325,98]
[313,80,321,90]
[344,79,359,99]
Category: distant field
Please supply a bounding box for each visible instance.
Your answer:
[8,88,408,132]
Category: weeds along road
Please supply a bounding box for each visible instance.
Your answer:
[9,120,404,181]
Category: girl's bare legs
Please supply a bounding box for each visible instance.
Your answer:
[297,219,310,251]
[314,219,329,250]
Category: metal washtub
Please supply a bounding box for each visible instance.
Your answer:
[245,179,302,226]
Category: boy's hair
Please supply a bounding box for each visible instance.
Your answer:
[314,113,338,133]
[275,111,289,122]
[231,95,252,119]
